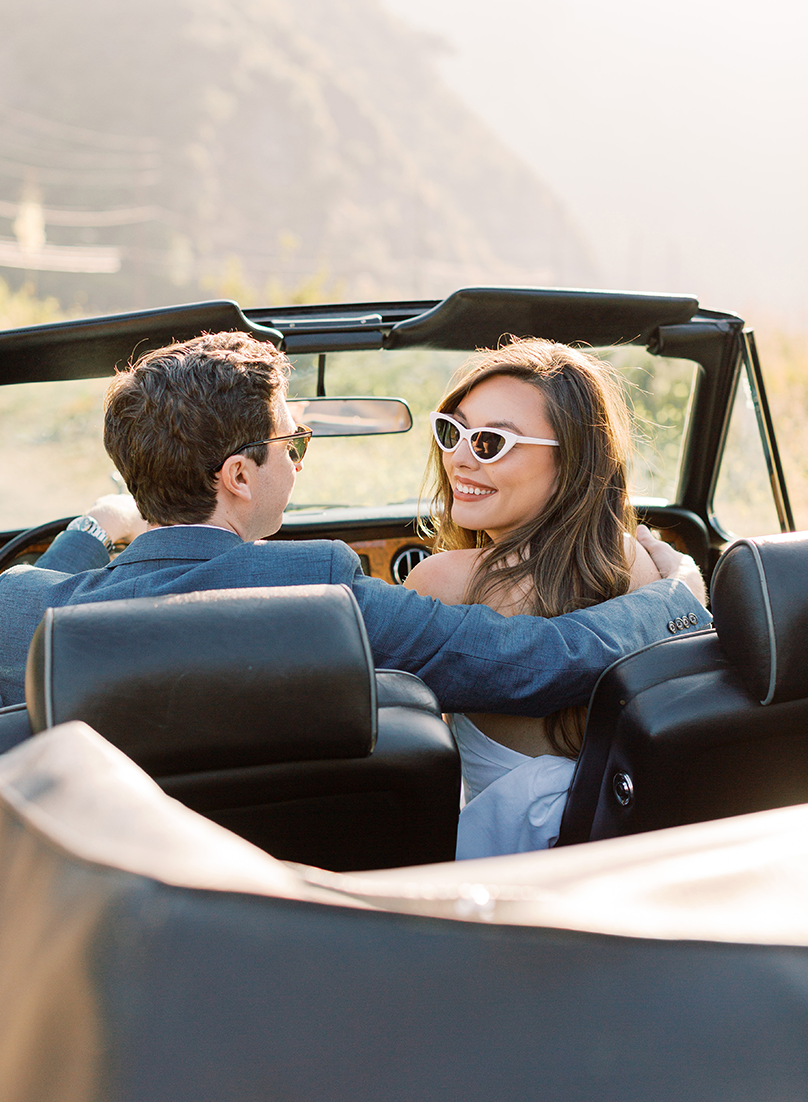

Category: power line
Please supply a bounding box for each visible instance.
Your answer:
[0,133,160,172]
[0,105,158,153]
[0,200,177,227]
[0,156,160,188]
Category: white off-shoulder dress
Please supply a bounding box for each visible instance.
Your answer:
[450,714,576,860]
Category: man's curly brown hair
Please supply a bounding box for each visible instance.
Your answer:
[104,331,290,525]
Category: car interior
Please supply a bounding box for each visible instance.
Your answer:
[0,286,798,872]
[2,529,808,871]
[560,529,808,844]
[22,583,460,870]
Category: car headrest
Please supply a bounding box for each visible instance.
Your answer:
[26,584,377,775]
[710,532,808,705]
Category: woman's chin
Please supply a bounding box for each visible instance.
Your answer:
[451,501,494,531]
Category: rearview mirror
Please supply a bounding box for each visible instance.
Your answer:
[286,397,412,436]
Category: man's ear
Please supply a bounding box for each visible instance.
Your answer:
[217,455,253,502]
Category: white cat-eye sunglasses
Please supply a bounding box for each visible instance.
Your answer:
[430,411,559,464]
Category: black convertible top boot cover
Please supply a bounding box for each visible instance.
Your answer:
[2,722,808,1102]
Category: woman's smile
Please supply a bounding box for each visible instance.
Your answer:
[454,477,496,499]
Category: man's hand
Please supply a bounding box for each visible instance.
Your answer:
[86,494,149,547]
[636,524,707,606]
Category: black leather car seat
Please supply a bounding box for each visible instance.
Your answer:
[24,584,460,870]
[0,702,30,752]
[558,531,808,845]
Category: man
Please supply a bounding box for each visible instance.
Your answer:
[0,332,709,712]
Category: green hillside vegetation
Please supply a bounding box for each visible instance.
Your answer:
[0,280,64,328]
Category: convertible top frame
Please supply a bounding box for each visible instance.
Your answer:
[0,285,718,383]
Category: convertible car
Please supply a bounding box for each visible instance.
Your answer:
[0,288,807,1101]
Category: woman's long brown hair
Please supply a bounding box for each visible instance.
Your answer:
[421,338,636,758]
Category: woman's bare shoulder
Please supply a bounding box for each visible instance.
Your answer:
[403,548,482,605]
[624,532,663,590]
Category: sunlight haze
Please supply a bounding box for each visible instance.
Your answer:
[382,0,808,327]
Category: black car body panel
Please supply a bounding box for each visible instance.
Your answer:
[2,720,808,1102]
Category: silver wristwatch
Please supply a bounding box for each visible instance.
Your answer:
[66,514,114,553]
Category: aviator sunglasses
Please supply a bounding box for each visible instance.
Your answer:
[430,411,558,463]
[214,425,313,471]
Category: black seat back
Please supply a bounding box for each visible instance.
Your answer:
[558,532,808,845]
[27,584,377,773]
[26,585,460,869]
[0,703,31,754]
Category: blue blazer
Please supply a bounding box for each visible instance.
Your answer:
[0,525,710,711]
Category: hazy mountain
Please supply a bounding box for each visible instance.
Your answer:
[0,0,595,312]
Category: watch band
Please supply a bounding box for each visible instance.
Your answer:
[66,514,114,553]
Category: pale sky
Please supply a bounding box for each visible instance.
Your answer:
[382,0,808,328]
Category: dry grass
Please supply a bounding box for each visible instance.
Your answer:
[754,325,808,531]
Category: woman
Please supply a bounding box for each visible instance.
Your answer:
[404,337,660,859]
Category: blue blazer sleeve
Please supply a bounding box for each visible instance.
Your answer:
[351,571,711,716]
[8,530,711,719]
[36,530,110,574]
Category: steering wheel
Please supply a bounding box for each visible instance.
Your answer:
[0,517,76,574]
